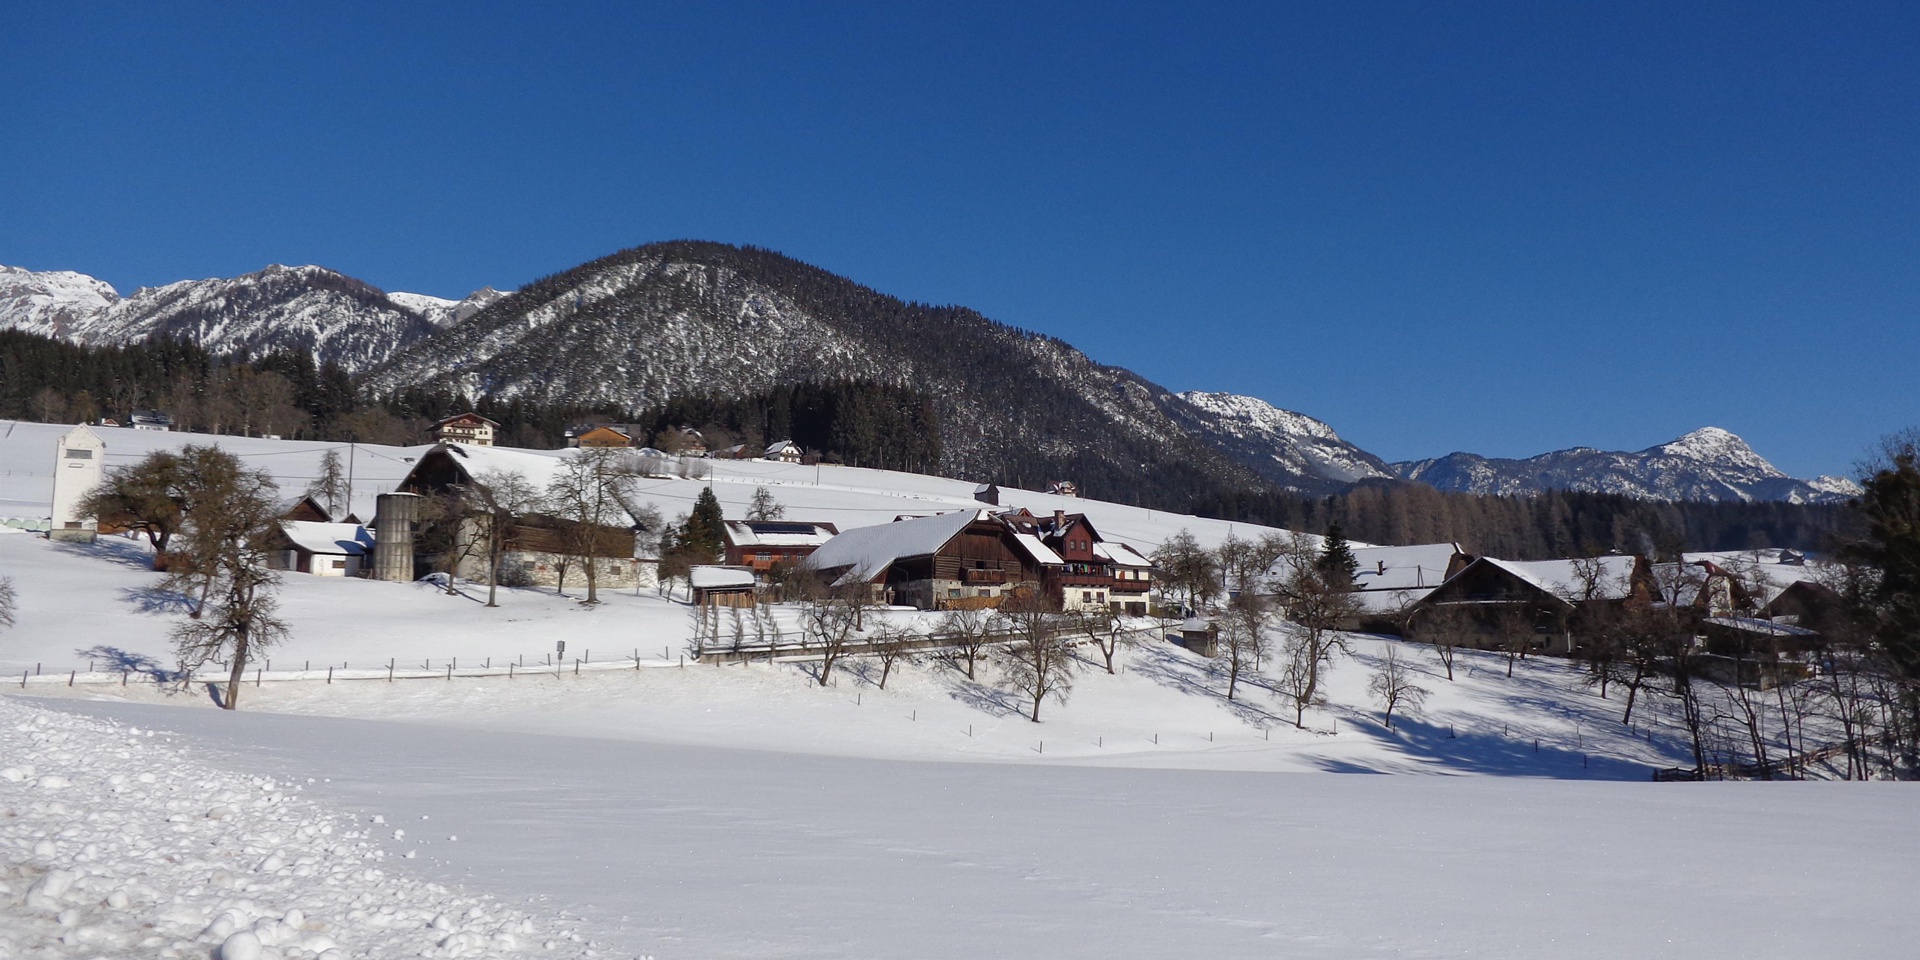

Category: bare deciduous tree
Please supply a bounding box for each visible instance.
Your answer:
[1075,606,1131,675]
[1274,536,1361,727]
[746,486,785,521]
[939,605,995,680]
[544,448,639,604]
[0,576,16,632]
[77,450,189,569]
[464,469,541,608]
[803,582,873,687]
[1408,604,1473,681]
[1368,643,1430,728]
[161,446,288,711]
[869,622,916,690]
[993,594,1076,722]
[1215,595,1272,701]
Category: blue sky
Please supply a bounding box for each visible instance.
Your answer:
[4,2,1915,478]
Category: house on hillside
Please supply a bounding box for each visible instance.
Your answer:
[972,483,1000,506]
[1047,480,1080,498]
[764,440,804,463]
[723,520,839,576]
[268,521,373,577]
[432,412,499,447]
[1002,508,1156,614]
[128,410,173,431]
[800,510,1050,610]
[569,424,639,448]
[657,426,708,457]
[1272,542,1473,628]
[390,443,653,589]
[1410,555,1653,656]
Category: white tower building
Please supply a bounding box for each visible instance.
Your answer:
[50,424,105,542]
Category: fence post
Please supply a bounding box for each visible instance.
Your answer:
[509,662,515,679]
[68,670,75,687]
[327,666,333,684]
[255,668,261,687]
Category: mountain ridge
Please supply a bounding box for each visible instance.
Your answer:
[0,252,1853,504]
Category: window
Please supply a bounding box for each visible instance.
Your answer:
[331,559,347,569]
[949,588,962,598]
[64,449,93,459]
[1082,591,1093,603]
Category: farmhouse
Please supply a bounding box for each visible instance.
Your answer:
[570,425,639,448]
[800,510,1050,610]
[722,520,839,575]
[764,440,804,463]
[1410,555,1652,655]
[388,443,652,589]
[431,412,499,447]
[1002,509,1156,614]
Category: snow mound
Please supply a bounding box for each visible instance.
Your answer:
[0,696,607,958]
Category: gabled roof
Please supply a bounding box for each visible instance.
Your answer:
[279,521,372,556]
[723,520,839,548]
[1011,533,1065,566]
[434,412,499,428]
[1093,541,1154,568]
[800,510,987,585]
[765,440,801,457]
[690,566,756,589]
[1270,542,1462,595]
[1480,556,1640,603]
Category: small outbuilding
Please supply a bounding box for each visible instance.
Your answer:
[271,521,374,577]
[690,565,757,607]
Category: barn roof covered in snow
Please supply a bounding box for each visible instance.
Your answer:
[800,510,986,585]
[278,521,372,556]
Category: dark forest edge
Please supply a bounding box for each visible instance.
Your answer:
[1,328,1859,558]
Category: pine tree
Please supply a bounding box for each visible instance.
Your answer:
[1316,521,1359,587]
[683,487,726,562]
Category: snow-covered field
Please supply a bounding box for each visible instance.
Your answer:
[2,423,1914,958]
[0,696,608,959]
[7,695,1913,959]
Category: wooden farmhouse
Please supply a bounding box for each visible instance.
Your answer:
[1002,509,1156,614]
[273,494,335,523]
[389,444,651,589]
[764,440,804,463]
[722,520,839,576]
[799,510,1053,610]
[431,412,499,447]
[1409,555,1653,656]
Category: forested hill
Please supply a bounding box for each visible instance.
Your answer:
[363,240,1273,506]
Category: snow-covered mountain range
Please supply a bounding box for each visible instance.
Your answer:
[1163,391,1393,494]
[0,253,1853,504]
[0,263,506,372]
[1390,427,1859,504]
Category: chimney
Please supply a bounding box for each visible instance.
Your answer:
[1053,509,1066,528]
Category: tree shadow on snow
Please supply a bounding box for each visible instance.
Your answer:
[1300,714,1657,780]
[49,534,158,571]
[117,585,197,616]
[71,645,185,684]
[1125,642,1291,728]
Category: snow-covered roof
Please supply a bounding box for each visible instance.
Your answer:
[279,521,372,556]
[1679,551,1821,606]
[765,440,800,457]
[1270,541,1461,595]
[801,510,986,585]
[1481,556,1639,603]
[1011,533,1065,566]
[723,520,838,548]
[690,566,756,589]
[1093,541,1155,569]
[1701,616,1818,638]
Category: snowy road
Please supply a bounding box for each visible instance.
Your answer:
[28,697,1914,960]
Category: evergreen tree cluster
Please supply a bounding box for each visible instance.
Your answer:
[1191,478,1857,559]
[635,381,941,473]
